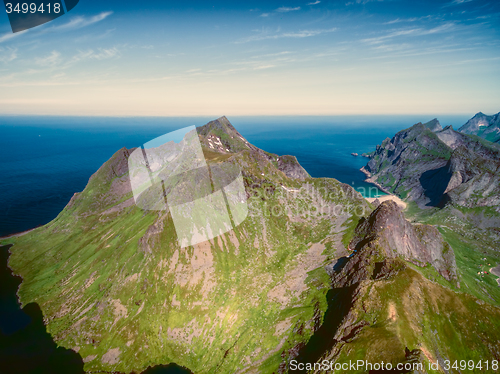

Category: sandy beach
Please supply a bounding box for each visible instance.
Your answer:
[366,194,407,209]
[360,167,407,209]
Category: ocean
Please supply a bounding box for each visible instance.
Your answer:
[0,115,471,237]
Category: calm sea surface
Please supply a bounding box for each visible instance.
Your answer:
[0,115,470,237]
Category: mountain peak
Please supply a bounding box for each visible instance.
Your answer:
[458,111,500,143]
[197,116,257,154]
[345,200,458,282]
[423,118,442,132]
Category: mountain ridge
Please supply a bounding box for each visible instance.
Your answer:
[458,111,500,143]
[3,116,500,374]
[2,117,368,373]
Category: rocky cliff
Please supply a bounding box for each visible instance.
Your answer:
[458,111,500,143]
[290,202,499,374]
[363,121,500,211]
[348,201,457,282]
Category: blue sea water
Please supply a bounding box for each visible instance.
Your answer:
[0,115,471,237]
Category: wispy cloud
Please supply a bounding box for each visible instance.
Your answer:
[308,1,321,5]
[384,15,433,24]
[362,22,455,44]
[40,11,113,33]
[260,13,270,17]
[346,0,383,5]
[237,27,337,43]
[0,47,17,63]
[0,30,28,44]
[254,64,276,70]
[35,51,61,66]
[276,6,301,12]
[442,0,473,7]
[67,47,120,64]
[32,47,120,70]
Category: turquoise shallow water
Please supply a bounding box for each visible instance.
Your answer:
[0,115,470,237]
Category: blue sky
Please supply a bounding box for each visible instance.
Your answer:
[0,0,499,116]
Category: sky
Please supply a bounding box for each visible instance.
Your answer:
[0,0,499,116]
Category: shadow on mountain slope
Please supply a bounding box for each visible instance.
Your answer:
[419,165,451,207]
[290,285,357,373]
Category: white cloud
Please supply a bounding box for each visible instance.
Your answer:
[0,30,28,44]
[40,11,113,33]
[260,13,270,17]
[254,64,275,70]
[68,47,120,64]
[276,6,301,12]
[362,22,455,44]
[308,1,321,4]
[346,0,383,5]
[35,51,61,66]
[237,27,337,43]
[385,18,409,24]
[0,47,17,63]
[92,47,120,60]
[442,0,473,7]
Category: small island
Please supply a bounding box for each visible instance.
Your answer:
[351,152,358,156]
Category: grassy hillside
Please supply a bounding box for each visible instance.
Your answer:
[1,120,369,373]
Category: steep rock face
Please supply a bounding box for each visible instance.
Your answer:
[294,202,500,374]
[348,201,457,282]
[363,121,500,210]
[364,123,451,207]
[444,145,500,209]
[435,125,469,149]
[458,111,500,143]
[307,258,500,374]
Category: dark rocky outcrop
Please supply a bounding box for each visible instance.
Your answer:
[275,155,309,180]
[345,201,457,283]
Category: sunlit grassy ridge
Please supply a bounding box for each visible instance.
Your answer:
[2,120,369,373]
[4,117,500,374]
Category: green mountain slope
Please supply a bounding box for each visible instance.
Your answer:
[2,117,367,373]
[289,202,500,374]
[3,117,500,374]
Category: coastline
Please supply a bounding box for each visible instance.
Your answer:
[360,166,407,209]
[0,227,38,240]
[360,166,392,195]
[366,195,407,209]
